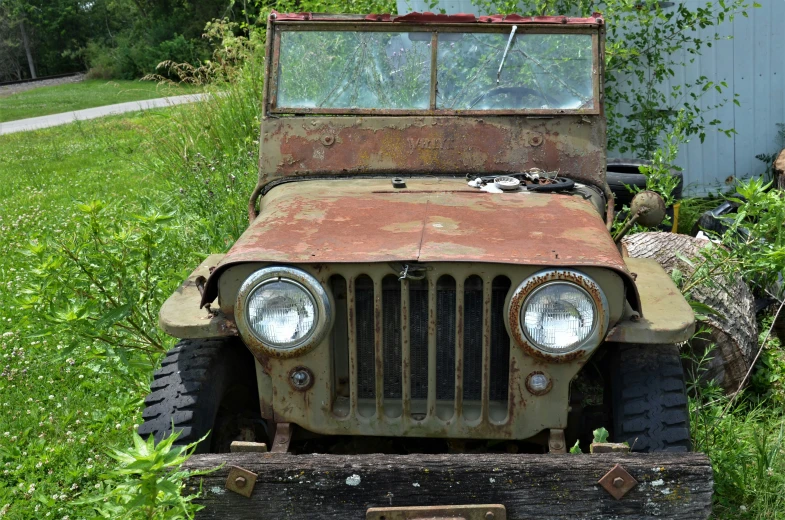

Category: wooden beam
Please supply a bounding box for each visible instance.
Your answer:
[183,452,713,519]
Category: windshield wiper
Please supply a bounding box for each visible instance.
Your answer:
[496,25,518,84]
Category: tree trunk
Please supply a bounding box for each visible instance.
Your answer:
[182,452,713,519]
[622,232,757,394]
[19,20,35,79]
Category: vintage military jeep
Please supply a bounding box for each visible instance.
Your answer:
[140,11,695,462]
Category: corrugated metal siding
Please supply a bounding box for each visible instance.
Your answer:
[397,0,785,195]
[667,0,785,195]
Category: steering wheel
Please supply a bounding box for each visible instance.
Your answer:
[468,85,558,109]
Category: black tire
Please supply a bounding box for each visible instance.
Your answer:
[137,338,261,453]
[607,158,684,211]
[610,343,691,452]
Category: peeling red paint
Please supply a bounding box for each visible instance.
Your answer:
[270,11,603,25]
[202,179,636,306]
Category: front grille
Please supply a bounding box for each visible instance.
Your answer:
[331,268,511,422]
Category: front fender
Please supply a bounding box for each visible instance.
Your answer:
[158,254,237,339]
[605,257,695,344]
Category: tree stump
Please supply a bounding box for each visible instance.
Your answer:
[622,232,757,394]
[774,148,785,191]
[183,452,713,519]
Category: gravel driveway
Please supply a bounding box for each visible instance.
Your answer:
[0,73,86,97]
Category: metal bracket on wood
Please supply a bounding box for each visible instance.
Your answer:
[548,428,566,454]
[225,466,257,498]
[367,504,507,520]
[598,464,638,500]
[271,422,293,453]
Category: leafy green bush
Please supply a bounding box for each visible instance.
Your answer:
[683,178,785,299]
[20,200,190,364]
[77,429,212,519]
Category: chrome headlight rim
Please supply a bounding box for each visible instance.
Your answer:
[508,269,609,361]
[235,266,332,358]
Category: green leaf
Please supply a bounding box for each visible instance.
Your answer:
[569,440,582,454]
[689,300,726,320]
[96,303,133,330]
[593,427,610,444]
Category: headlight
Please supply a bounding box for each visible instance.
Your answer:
[522,282,595,353]
[236,266,331,356]
[508,269,609,360]
[247,279,316,346]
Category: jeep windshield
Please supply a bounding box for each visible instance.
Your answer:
[271,24,598,115]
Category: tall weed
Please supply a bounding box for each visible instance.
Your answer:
[144,20,265,244]
[77,429,212,519]
[19,200,190,369]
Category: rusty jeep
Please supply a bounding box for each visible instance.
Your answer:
[139,11,706,518]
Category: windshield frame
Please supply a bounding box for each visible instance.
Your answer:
[267,21,601,116]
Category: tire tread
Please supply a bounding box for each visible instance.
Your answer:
[612,344,691,453]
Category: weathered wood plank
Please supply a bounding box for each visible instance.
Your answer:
[183,452,713,519]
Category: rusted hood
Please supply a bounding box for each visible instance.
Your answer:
[202,179,634,305]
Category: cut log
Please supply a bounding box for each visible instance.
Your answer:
[774,148,785,191]
[622,232,757,394]
[183,452,713,519]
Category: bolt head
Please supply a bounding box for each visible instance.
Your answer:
[290,368,312,389]
[613,477,625,488]
[485,513,495,520]
[235,476,247,488]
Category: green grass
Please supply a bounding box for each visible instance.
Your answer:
[0,111,184,518]
[0,80,201,122]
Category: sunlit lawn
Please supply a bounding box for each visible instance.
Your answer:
[0,80,202,122]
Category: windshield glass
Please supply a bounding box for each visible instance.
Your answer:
[277,31,431,109]
[437,33,593,110]
[274,28,596,112]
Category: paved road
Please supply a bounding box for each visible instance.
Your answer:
[0,93,206,135]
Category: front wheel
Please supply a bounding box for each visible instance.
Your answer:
[610,343,691,452]
[137,338,264,453]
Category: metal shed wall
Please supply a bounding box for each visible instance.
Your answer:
[658,0,785,195]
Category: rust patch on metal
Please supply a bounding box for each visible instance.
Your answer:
[201,180,638,306]
[598,464,638,500]
[271,422,294,453]
[366,504,507,520]
[260,116,605,190]
[225,466,257,497]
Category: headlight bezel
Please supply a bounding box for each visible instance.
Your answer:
[235,266,332,358]
[507,269,609,361]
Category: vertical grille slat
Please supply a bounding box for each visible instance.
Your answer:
[462,276,484,403]
[355,276,375,401]
[347,277,358,416]
[481,276,493,420]
[382,276,402,399]
[401,279,411,418]
[345,268,510,425]
[453,279,465,418]
[435,277,456,402]
[426,277,437,417]
[490,277,512,402]
[409,280,428,400]
[373,277,384,416]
